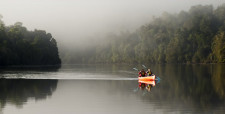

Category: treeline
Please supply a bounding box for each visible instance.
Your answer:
[61,4,225,64]
[0,17,61,66]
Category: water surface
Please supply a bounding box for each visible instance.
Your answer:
[0,64,224,114]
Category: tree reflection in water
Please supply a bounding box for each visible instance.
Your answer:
[139,64,225,113]
[0,79,58,111]
[0,64,223,114]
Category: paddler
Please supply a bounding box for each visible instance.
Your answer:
[146,69,154,76]
[138,69,146,77]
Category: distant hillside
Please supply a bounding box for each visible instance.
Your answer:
[60,4,225,64]
[0,18,61,66]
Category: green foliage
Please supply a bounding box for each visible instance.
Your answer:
[0,20,61,66]
[212,31,225,62]
[60,4,225,64]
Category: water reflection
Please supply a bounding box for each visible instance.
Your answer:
[0,79,58,111]
[0,64,224,114]
[140,64,225,113]
[55,76,224,114]
[137,79,159,92]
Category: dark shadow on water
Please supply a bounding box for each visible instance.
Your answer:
[0,79,58,110]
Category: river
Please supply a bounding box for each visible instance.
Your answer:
[0,64,224,114]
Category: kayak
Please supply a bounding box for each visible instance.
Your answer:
[138,75,155,81]
[138,80,156,86]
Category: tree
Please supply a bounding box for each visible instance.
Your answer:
[212,31,225,63]
[0,18,61,66]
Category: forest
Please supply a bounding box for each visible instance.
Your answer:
[61,4,225,64]
[0,16,61,66]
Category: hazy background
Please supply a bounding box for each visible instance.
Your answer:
[0,0,224,49]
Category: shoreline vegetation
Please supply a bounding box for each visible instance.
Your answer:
[0,17,61,66]
[61,4,225,64]
[1,4,225,66]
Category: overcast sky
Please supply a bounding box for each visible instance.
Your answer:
[0,0,224,47]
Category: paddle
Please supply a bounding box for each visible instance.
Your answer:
[142,65,148,71]
[142,64,147,69]
[134,65,147,71]
[133,68,139,71]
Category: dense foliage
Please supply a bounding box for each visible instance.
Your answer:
[0,17,61,66]
[61,4,225,64]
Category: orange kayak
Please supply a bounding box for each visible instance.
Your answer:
[138,80,156,86]
[138,75,155,81]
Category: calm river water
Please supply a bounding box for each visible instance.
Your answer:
[0,64,224,114]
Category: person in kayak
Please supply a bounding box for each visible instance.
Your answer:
[139,69,146,77]
[146,69,154,76]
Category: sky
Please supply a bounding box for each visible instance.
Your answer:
[0,0,225,47]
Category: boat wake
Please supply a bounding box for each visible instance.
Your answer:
[1,76,138,81]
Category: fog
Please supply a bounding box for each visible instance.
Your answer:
[0,0,224,48]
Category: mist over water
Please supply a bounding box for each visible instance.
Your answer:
[0,0,224,48]
[1,1,225,65]
[1,1,225,113]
